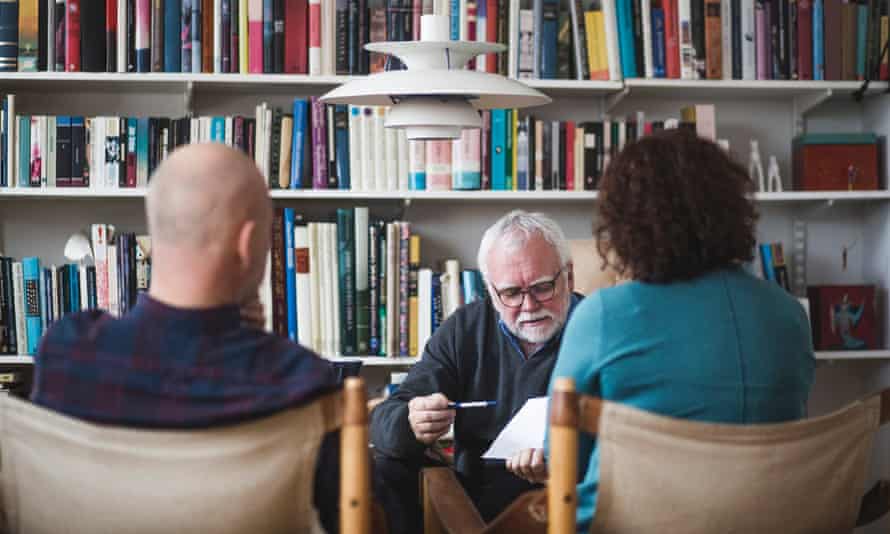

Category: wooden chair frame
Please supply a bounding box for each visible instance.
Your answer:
[422,378,890,534]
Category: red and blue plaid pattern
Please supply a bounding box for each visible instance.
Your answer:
[31,294,337,429]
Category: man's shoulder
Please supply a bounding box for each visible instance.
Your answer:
[239,331,337,389]
[38,309,115,356]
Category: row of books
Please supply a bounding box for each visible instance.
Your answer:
[756,241,793,291]
[0,230,149,356]
[0,0,369,75]
[0,92,718,192]
[269,207,484,359]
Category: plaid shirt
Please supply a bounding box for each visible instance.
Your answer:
[31,294,337,429]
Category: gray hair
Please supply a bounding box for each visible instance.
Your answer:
[477,210,571,280]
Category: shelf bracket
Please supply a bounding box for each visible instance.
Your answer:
[184,81,194,116]
[605,87,630,114]
[792,89,832,136]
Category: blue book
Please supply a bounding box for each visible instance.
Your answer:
[263,0,274,72]
[431,273,442,332]
[616,0,638,78]
[165,0,182,72]
[491,109,507,190]
[813,0,824,80]
[541,0,560,78]
[191,0,202,71]
[450,0,460,39]
[283,208,298,342]
[68,264,80,315]
[211,117,226,142]
[334,105,351,190]
[461,270,484,305]
[409,141,426,190]
[856,4,867,79]
[22,257,41,355]
[137,118,150,184]
[290,99,309,189]
[181,0,192,71]
[18,116,29,187]
[652,8,667,77]
[759,243,775,280]
[0,1,19,72]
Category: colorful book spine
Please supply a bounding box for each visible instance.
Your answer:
[18,0,38,71]
[283,208,298,341]
[856,1,867,79]
[398,223,410,356]
[248,0,262,72]
[409,139,426,190]
[22,257,41,355]
[408,234,419,356]
[491,109,506,189]
[354,206,369,354]
[0,0,18,72]
[813,0,824,78]
[290,98,308,189]
[652,7,667,77]
[334,104,351,190]
[452,128,481,189]
[310,97,328,189]
[308,0,321,74]
[368,222,380,355]
[617,0,639,77]
[166,0,182,71]
[425,140,452,190]
[337,208,356,354]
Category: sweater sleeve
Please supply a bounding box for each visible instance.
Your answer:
[369,313,462,459]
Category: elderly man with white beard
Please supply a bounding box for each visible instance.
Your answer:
[370,210,581,534]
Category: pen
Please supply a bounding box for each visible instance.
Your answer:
[447,401,498,409]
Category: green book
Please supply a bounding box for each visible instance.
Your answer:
[337,208,357,355]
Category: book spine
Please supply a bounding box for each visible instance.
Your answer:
[309,0,320,74]
[327,105,338,188]
[21,257,40,355]
[161,0,180,71]
[678,0,695,77]
[337,208,356,354]
[799,0,813,77]
[290,99,308,189]
[0,1,19,72]
[742,0,756,78]
[0,258,8,354]
[12,262,26,355]
[18,0,38,71]
[452,128,481,189]
[691,0,706,77]
[398,223,409,356]
[856,0,867,79]
[150,0,164,72]
[293,223,311,347]
[425,140,451,190]
[135,0,149,71]
[65,0,81,71]
[732,0,742,77]
[408,234,419,356]
[354,207,369,353]
[705,0,722,78]
[310,97,328,188]
[334,104,350,189]
[247,0,261,72]
[285,0,305,73]
[409,139,426,190]
[652,7,667,77]
[368,223,379,355]
[282,208,297,340]
[722,0,733,78]
[336,0,348,74]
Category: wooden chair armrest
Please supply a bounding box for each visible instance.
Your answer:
[482,489,549,534]
[422,467,486,534]
[856,480,890,527]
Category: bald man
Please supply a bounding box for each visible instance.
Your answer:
[30,144,342,532]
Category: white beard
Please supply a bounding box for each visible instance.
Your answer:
[507,309,564,344]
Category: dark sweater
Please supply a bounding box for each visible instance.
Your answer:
[370,295,580,488]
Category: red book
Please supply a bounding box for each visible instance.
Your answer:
[284,0,307,73]
[106,0,117,72]
[248,0,263,73]
[486,0,497,72]
[466,1,476,70]
[66,0,81,71]
[797,0,813,79]
[565,121,575,191]
[663,0,680,78]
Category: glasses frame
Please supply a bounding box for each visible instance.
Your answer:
[491,268,564,309]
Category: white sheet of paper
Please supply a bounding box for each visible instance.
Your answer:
[482,396,549,459]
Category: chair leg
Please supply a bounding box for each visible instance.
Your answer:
[423,478,448,534]
[341,378,371,534]
[549,378,579,534]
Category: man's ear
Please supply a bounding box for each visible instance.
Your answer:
[566,261,575,293]
[236,219,257,274]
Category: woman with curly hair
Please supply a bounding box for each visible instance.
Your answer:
[550,129,815,532]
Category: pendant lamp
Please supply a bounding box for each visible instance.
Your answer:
[319,14,551,140]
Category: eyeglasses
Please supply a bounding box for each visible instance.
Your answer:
[492,269,564,309]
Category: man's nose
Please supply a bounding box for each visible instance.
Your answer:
[520,292,540,312]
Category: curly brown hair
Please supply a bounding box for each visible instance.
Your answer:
[595,128,758,284]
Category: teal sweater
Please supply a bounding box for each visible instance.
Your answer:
[550,268,815,533]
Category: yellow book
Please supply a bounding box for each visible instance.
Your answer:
[593,11,609,80]
[408,235,420,356]
[585,11,600,79]
[512,109,519,190]
[240,0,249,73]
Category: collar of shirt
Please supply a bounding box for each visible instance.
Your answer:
[497,293,583,360]
[131,293,242,334]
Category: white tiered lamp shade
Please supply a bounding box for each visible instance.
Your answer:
[319,14,551,140]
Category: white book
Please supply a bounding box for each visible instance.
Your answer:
[91,224,109,312]
[80,264,89,311]
[508,0,520,77]
[741,0,756,79]
[190,118,199,146]
[294,224,313,348]
[13,115,19,187]
[408,140,426,189]
[261,251,273,332]
[107,231,119,317]
[518,9,534,78]
[397,129,409,191]
[118,0,127,72]
[386,223,399,357]
[361,107,373,192]
[308,223,322,354]
[320,0,334,75]
[678,0,695,79]
[50,266,59,322]
[602,0,622,80]
[323,223,336,356]
[375,107,387,192]
[417,268,432,355]
[575,126,584,191]
[354,207,369,352]
[264,107,272,181]
[255,103,266,172]
[642,0,654,78]
[309,0,322,75]
[443,259,461,319]
[722,0,733,79]
[214,0,222,72]
[39,116,48,187]
[46,115,56,187]
[200,116,211,144]
[47,0,55,71]
[348,106,362,192]
[385,123,398,192]
[476,5,487,71]
[459,0,468,40]
[328,223,341,356]
[12,262,26,355]
[92,118,106,190]
[317,223,331,355]
[225,116,233,146]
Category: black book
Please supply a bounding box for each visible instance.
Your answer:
[524,116,535,191]
[581,122,598,190]
[0,257,9,354]
[38,0,48,71]
[542,121,552,190]
[327,106,339,189]
[359,0,370,74]
[263,0,273,73]
[630,0,645,77]
[347,0,360,73]
[59,265,69,316]
[273,0,284,73]
[498,0,508,75]
[230,0,238,71]
[70,118,86,187]
[691,0,707,78]
[385,0,403,70]
[56,117,72,187]
[86,266,97,310]
[400,0,412,43]
[127,0,136,71]
[731,0,742,78]
[789,0,798,78]
[558,122,567,190]
[221,0,231,72]
[336,0,350,74]
[269,108,283,188]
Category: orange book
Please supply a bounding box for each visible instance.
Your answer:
[202,0,213,73]
[704,0,722,79]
